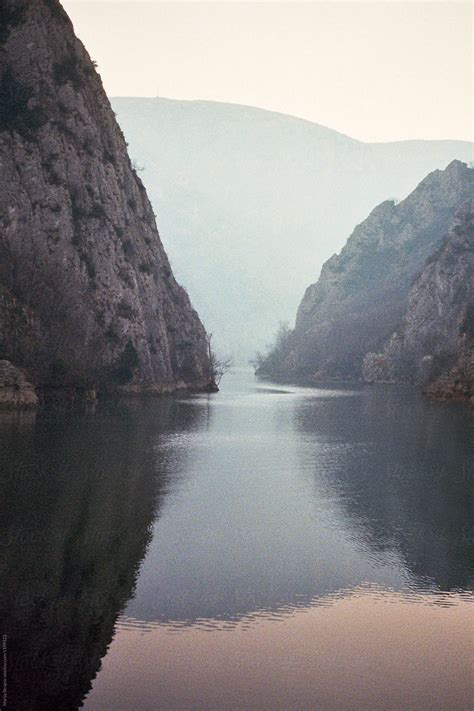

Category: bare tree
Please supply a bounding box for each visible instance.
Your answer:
[206,333,232,385]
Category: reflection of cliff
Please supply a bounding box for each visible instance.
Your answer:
[0,400,201,710]
[294,388,473,591]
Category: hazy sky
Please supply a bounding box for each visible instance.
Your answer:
[64,1,473,143]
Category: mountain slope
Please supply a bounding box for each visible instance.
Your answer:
[111,97,473,361]
[256,161,473,389]
[363,200,473,400]
[0,0,213,404]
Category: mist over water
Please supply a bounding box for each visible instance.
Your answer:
[2,370,472,709]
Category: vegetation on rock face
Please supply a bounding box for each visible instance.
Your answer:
[206,334,232,387]
[364,199,473,400]
[254,322,295,380]
[0,3,26,45]
[0,70,47,137]
[111,340,140,385]
[53,55,93,90]
[0,0,214,406]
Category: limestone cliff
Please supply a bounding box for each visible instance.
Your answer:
[257,161,473,392]
[0,0,214,405]
[363,201,473,401]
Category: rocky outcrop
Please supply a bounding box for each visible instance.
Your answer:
[0,360,38,408]
[257,161,473,393]
[0,0,214,405]
[423,349,473,401]
[363,201,473,401]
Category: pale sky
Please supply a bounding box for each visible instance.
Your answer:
[64,1,473,142]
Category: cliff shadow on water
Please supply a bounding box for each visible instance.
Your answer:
[294,386,474,591]
[0,398,207,710]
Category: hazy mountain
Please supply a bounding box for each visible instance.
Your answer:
[0,1,213,407]
[112,97,473,361]
[256,160,473,400]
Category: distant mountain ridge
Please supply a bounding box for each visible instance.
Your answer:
[111,96,473,361]
[256,160,473,400]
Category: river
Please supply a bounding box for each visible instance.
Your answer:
[1,368,472,709]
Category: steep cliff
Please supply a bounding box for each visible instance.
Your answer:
[363,201,473,400]
[0,0,214,405]
[257,161,473,390]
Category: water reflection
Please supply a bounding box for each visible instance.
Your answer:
[118,373,473,631]
[293,385,474,591]
[0,399,204,710]
[2,371,473,711]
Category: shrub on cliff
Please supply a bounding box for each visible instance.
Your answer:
[0,69,46,137]
[0,4,26,45]
[111,341,140,385]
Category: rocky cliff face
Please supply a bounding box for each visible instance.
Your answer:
[257,161,473,397]
[363,201,473,401]
[0,0,214,405]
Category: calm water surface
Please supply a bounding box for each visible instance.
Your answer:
[1,368,473,709]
